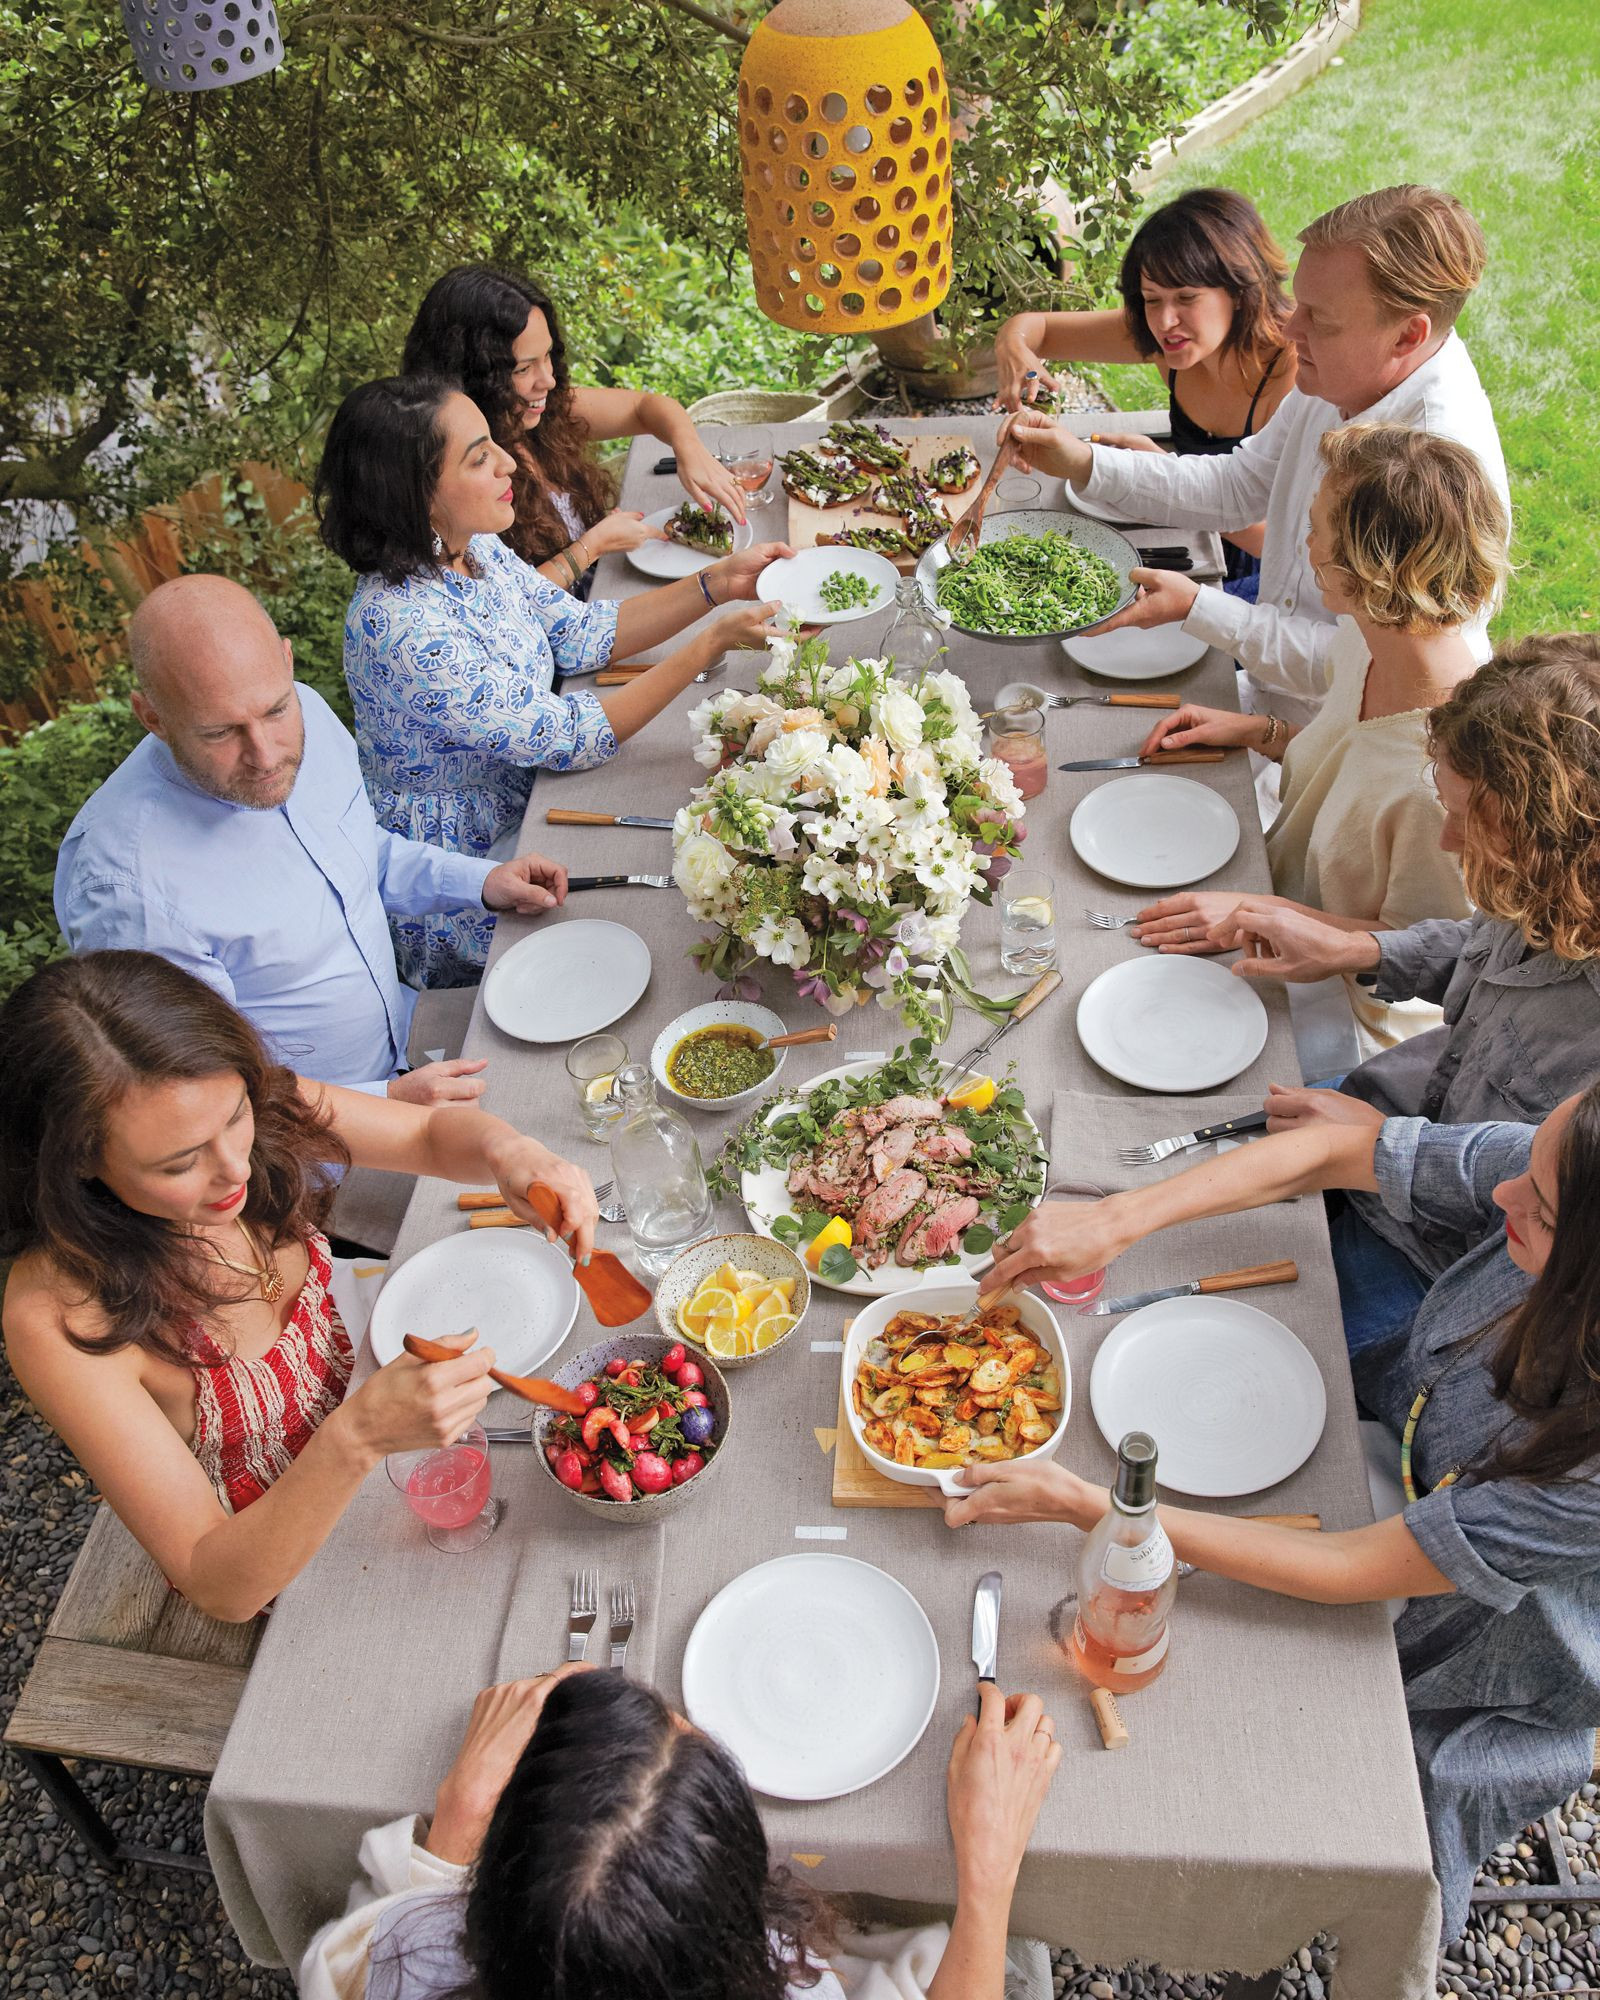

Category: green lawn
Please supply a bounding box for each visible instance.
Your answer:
[1092,0,1600,638]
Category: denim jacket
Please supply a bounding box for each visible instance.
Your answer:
[1353,1116,1600,1938]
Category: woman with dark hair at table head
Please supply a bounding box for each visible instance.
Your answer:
[0,950,597,1623]
[993,187,1298,592]
[950,1080,1600,1941]
[403,264,747,597]
[302,1665,1061,2000]
[316,374,787,986]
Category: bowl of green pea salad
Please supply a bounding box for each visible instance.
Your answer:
[916,508,1140,644]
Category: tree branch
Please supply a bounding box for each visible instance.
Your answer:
[652,0,749,44]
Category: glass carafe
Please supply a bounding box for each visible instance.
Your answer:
[607,1062,714,1276]
[883,578,947,682]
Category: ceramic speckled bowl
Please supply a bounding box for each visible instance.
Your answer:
[650,1001,789,1111]
[534,1334,731,1526]
[652,1232,810,1370]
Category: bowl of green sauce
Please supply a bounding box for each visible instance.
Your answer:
[651,1000,788,1111]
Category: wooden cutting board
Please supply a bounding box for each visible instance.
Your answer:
[785,431,975,566]
[829,1314,944,1509]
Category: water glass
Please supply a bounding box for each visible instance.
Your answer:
[995,472,1042,512]
[566,1033,628,1141]
[1000,871,1057,976]
[387,1422,500,1552]
[1037,1180,1109,1307]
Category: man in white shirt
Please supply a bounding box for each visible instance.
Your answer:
[1014,185,1510,726]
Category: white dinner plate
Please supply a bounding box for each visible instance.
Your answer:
[682,1554,940,1799]
[1077,956,1268,1092]
[1089,1295,1327,1497]
[483,919,652,1043]
[367,1231,580,1375]
[626,505,753,578]
[1061,625,1210,680]
[1061,484,1149,526]
[1069,773,1239,889]
[757,545,900,625]
[740,1055,1046,1296]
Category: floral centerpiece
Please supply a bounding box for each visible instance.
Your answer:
[672,623,1027,1036]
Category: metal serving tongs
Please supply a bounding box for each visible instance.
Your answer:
[938,969,1061,1087]
[944,414,1019,567]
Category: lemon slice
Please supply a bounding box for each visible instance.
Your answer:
[680,1282,735,1342]
[751,1310,796,1351]
[1009,894,1053,927]
[583,1072,617,1104]
[734,1267,768,1293]
[703,1313,751,1361]
[946,1074,996,1113]
[805,1215,852,1271]
[711,1261,743,1295]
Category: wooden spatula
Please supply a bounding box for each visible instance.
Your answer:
[402,1331,587,1416]
[523,1182,654,1326]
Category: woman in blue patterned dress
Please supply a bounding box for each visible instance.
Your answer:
[317,375,787,985]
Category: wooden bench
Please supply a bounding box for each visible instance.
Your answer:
[4,1506,262,1875]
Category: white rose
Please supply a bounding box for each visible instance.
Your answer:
[977,756,1025,817]
[926,669,981,735]
[763,727,831,788]
[801,854,855,904]
[872,687,925,755]
[819,743,873,799]
[673,831,739,914]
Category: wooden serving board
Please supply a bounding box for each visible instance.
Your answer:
[832,1378,945,1508]
[786,431,975,569]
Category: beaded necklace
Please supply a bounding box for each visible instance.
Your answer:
[1400,1380,1463,1504]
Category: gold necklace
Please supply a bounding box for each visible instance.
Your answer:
[204,1217,285,1304]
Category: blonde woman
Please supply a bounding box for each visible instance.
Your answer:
[1129,423,1511,1054]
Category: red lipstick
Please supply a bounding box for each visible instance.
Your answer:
[205,1185,247,1214]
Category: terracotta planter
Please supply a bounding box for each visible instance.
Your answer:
[871,314,998,401]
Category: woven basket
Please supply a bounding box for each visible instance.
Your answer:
[686,389,831,425]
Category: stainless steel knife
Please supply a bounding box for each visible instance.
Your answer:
[971,1570,1002,1693]
[1056,751,1226,772]
[1078,1258,1299,1317]
[566,874,673,890]
[545,809,675,830]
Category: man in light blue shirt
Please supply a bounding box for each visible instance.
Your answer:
[56,574,569,1100]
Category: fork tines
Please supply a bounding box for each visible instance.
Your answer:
[609,1578,636,1670]
[568,1567,600,1662]
[1084,908,1137,931]
[1117,1136,1185,1166]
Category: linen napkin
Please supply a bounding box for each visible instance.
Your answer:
[1050,1087,1281,1196]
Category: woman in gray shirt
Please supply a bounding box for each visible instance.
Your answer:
[953,1083,1600,1942]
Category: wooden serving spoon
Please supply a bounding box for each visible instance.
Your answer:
[402,1331,587,1416]
[523,1182,654,1326]
[764,1023,837,1050]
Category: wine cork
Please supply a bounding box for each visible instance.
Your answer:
[1090,1687,1129,1751]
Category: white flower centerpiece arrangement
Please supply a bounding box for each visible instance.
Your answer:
[672,620,1029,1036]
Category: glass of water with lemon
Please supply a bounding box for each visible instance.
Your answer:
[1000,871,1057,975]
[565,1033,628,1140]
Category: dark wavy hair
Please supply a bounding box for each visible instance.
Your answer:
[1119,187,1292,375]
[315,374,459,586]
[370,1673,833,2000]
[403,265,616,569]
[0,952,345,1364]
[1481,1080,1600,1484]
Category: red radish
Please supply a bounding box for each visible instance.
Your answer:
[656,1400,677,1423]
[575,1381,600,1409]
[662,1343,686,1374]
[683,1388,709,1408]
[677,1360,705,1390]
[672,1451,705,1484]
[599,1460,634,1503]
[579,1470,601,1495]
[631,1407,661,1435]
[631,1451,672,1494]
[544,1443,560,1466]
[553,1449,586,1492]
[604,1358,628,1379]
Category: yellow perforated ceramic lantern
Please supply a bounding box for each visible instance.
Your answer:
[738,0,953,336]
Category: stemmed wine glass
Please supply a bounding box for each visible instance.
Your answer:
[715,425,776,522]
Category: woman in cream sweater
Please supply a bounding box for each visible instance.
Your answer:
[1127,422,1510,1053]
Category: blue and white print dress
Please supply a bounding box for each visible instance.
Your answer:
[344,535,620,986]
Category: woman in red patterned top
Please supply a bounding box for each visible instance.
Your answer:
[0,951,597,1622]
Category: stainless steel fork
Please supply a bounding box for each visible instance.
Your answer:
[591,1176,627,1225]
[1118,1110,1270,1167]
[568,1567,599,1663]
[1084,908,1139,931]
[609,1578,636,1669]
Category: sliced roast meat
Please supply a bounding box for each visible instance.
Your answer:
[855,1168,928,1246]
[912,1128,974,1165]
[895,1194,980,1266]
[870,1123,921,1181]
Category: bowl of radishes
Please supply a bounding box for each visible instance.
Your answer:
[535,1333,730,1523]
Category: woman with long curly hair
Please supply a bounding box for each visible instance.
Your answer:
[403,265,747,596]
[0,951,596,1622]
[304,1665,1060,2000]
[993,188,1298,590]
[1177,634,1600,1348]
[959,1079,1600,1945]
[1127,422,1511,1054]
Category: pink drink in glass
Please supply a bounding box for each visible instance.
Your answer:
[405,1444,491,1529]
[1036,1180,1108,1307]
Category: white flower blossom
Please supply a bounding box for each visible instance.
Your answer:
[977,756,1025,817]
[673,831,739,918]
[872,686,926,754]
[752,915,811,967]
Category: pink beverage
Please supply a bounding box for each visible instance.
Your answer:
[991,729,1049,800]
[405,1445,491,1530]
[1038,1181,1107,1306]
[730,456,774,493]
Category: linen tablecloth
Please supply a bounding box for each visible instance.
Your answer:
[206,419,1440,1995]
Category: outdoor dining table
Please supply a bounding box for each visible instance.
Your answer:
[205,416,1441,1997]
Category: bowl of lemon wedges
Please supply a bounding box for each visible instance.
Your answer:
[655,1232,809,1369]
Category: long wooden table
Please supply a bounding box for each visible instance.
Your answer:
[205,418,1440,1996]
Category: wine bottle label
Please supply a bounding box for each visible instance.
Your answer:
[1101,1524,1175,1589]
[1071,1615,1169,1679]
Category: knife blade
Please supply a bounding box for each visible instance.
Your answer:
[566,874,672,891]
[971,1570,1002,1688]
[1057,751,1226,772]
[1078,1258,1299,1316]
[545,809,675,830]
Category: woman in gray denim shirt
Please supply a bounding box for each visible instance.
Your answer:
[951,1082,1600,1943]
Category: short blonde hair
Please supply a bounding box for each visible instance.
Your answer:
[1299,185,1486,331]
[1316,424,1508,633]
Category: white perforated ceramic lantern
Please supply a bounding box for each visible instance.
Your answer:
[122,0,283,90]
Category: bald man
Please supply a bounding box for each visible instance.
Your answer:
[55,574,570,1102]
